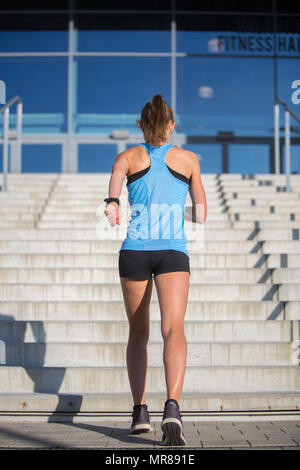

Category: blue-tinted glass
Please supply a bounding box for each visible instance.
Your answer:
[0,31,68,53]
[182,144,222,173]
[77,30,171,53]
[0,58,68,134]
[75,57,171,134]
[177,57,274,137]
[282,145,300,174]
[78,144,118,172]
[229,144,269,173]
[22,145,61,172]
[75,13,171,52]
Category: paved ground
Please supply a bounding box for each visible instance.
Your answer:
[0,419,299,450]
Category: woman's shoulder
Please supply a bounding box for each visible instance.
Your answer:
[172,146,198,166]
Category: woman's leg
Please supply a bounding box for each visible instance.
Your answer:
[154,271,190,404]
[120,277,153,406]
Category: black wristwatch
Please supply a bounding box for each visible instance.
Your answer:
[104,197,120,206]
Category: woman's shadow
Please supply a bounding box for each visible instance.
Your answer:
[60,421,162,447]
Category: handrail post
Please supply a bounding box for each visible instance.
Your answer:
[274,101,280,174]
[284,109,291,192]
[3,107,9,192]
[16,101,23,173]
[0,340,6,365]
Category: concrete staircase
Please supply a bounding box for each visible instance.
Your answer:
[0,172,300,419]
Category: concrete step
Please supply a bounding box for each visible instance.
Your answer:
[224,191,300,199]
[0,267,299,284]
[0,222,36,229]
[0,206,44,213]
[1,365,299,393]
[39,212,231,221]
[233,221,300,230]
[0,239,298,255]
[0,228,298,241]
[0,214,37,221]
[1,300,296,321]
[0,240,265,254]
[42,204,227,214]
[42,207,227,216]
[0,198,47,205]
[229,213,300,222]
[1,391,299,415]
[227,206,300,214]
[0,320,291,343]
[262,241,300,254]
[0,253,297,268]
[2,342,293,367]
[37,220,233,229]
[225,197,300,205]
[1,282,299,301]
[0,228,260,241]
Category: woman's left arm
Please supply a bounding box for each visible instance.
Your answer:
[108,151,128,199]
[104,152,129,226]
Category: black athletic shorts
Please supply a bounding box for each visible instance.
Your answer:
[118,249,190,280]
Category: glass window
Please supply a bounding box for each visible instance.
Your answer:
[0,58,68,133]
[228,144,270,173]
[177,57,274,137]
[78,144,117,172]
[282,145,300,174]
[74,57,171,134]
[75,14,171,52]
[22,144,62,173]
[0,15,68,52]
[182,143,222,173]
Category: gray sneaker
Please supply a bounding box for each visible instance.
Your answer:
[131,404,153,434]
[161,399,186,446]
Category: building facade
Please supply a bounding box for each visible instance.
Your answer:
[0,0,300,174]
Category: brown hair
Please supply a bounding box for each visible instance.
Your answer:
[137,94,174,146]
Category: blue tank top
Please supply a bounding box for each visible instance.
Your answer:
[120,142,190,257]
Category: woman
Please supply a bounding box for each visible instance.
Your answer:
[104,94,207,446]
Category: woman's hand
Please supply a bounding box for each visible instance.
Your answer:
[104,202,121,226]
[184,204,206,224]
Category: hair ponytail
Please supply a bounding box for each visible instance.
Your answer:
[137,94,174,146]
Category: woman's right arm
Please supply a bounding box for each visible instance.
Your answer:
[185,152,207,224]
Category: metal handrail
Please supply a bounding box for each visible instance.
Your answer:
[274,97,300,192]
[0,95,23,192]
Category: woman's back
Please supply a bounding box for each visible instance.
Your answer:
[125,144,193,183]
[120,142,192,257]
